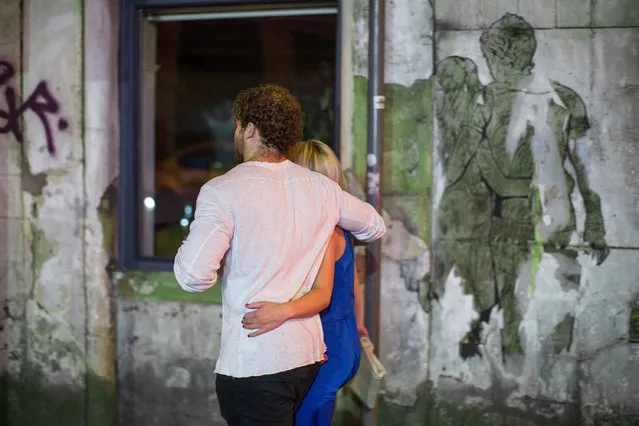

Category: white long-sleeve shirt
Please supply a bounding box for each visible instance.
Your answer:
[174,159,385,377]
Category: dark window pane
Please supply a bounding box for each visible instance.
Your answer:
[139,10,337,258]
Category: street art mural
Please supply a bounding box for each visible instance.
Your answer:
[432,13,608,360]
[0,60,67,156]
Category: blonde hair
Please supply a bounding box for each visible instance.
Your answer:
[288,140,345,189]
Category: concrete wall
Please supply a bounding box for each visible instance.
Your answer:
[118,300,224,426]
[345,0,639,425]
[0,0,117,424]
[428,4,639,426]
[344,0,433,415]
[1,0,638,425]
[347,0,639,425]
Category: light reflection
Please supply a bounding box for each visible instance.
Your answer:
[144,196,155,210]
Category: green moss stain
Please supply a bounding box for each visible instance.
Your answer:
[351,76,433,197]
[5,373,84,426]
[3,301,86,424]
[628,295,639,343]
[86,367,117,426]
[30,224,56,280]
[350,76,433,306]
[530,165,543,296]
[0,364,114,426]
[350,76,433,317]
[352,76,368,187]
[382,79,432,196]
[117,270,222,305]
[391,196,431,245]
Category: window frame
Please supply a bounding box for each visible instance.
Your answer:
[118,0,343,271]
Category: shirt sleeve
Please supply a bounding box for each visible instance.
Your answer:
[337,188,386,243]
[174,184,233,292]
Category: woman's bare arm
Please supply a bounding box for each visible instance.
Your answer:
[353,267,369,338]
[242,234,338,337]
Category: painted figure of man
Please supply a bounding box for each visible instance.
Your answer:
[434,13,608,358]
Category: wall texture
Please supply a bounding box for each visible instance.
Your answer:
[345,1,639,426]
[428,5,639,426]
[1,0,638,426]
[0,0,117,424]
[118,300,224,426]
[346,0,433,412]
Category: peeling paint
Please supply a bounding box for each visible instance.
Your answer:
[29,224,56,285]
[20,157,47,197]
[96,178,117,255]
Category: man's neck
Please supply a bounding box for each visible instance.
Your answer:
[244,149,286,163]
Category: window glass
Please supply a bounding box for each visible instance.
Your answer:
[139,10,338,258]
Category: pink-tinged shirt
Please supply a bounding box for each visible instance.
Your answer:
[174,160,386,378]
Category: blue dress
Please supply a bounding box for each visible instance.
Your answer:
[295,231,361,426]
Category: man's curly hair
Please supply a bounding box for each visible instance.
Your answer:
[232,84,304,154]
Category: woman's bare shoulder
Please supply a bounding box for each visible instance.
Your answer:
[330,227,347,257]
[332,226,346,239]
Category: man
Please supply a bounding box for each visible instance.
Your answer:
[173,84,385,425]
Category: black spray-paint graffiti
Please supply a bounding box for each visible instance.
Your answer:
[0,60,68,156]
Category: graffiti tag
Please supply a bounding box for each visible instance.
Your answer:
[0,60,67,156]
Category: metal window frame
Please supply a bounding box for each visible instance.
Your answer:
[117,0,343,271]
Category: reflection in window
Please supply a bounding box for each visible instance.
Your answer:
[139,8,338,258]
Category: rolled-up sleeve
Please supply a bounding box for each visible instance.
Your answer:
[174,184,233,292]
[337,189,386,243]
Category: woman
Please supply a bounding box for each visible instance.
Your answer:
[241,140,368,425]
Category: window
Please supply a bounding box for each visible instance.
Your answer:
[118,0,341,270]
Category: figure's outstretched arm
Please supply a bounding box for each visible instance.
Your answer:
[553,82,608,264]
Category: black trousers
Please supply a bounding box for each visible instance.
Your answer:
[216,363,321,426]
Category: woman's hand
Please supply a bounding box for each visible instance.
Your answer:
[242,302,293,338]
[357,323,370,339]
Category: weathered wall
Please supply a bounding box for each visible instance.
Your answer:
[430,3,639,425]
[2,0,639,425]
[345,1,639,426]
[341,0,433,422]
[85,0,119,423]
[0,0,117,424]
[118,300,224,426]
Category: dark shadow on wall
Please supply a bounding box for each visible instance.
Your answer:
[0,363,115,426]
[118,352,222,426]
[330,380,639,426]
